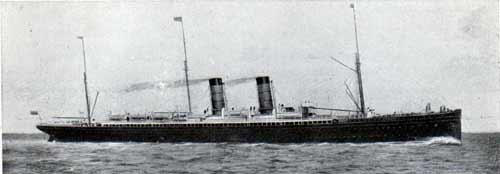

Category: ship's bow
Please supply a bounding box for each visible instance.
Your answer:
[452,109,462,140]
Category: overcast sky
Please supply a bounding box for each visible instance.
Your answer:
[2,0,499,133]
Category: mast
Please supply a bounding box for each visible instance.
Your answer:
[350,3,366,117]
[77,36,92,125]
[174,16,192,114]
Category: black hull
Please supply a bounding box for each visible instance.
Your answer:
[37,110,461,143]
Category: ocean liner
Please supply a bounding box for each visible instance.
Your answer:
[36,4,462,143]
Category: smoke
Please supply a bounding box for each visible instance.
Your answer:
[225,77,255,86]
[123,82,158,92]
[123,78,210,92]
[167,78,210,88]
[123,77,258,93]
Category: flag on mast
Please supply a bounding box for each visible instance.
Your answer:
[173,16,182,22]
[350,4,355,8]
[30,110,39,115]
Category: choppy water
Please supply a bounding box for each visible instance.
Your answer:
[3,133,499,174]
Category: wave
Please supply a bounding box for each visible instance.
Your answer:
[421,136,462,146]
[4,136,461,148]
[283,137,462,147]
[371,136,462,146]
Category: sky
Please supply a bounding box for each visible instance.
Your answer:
[1,0,499,133]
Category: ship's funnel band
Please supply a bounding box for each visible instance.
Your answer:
[256,76,274,114]
[209,78,225,115]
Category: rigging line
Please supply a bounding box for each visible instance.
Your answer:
[330,56,356,72]
[90,91,100,118]
[345,88,361,111]
[344,81,361,110]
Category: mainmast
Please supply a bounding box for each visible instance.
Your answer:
[350,4,366,117]
[174,16,193,114]
[77,36,92,125]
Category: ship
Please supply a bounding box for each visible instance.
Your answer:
[36,4,462,143]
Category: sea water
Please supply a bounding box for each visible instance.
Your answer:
[3,133,499,174]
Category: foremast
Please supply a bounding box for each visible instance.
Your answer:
[174,16,193,114]
[77,36,92,125]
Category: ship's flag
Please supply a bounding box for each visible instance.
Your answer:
[173,16,182,22]
[30,110,39,115]
[350,4,355,8]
